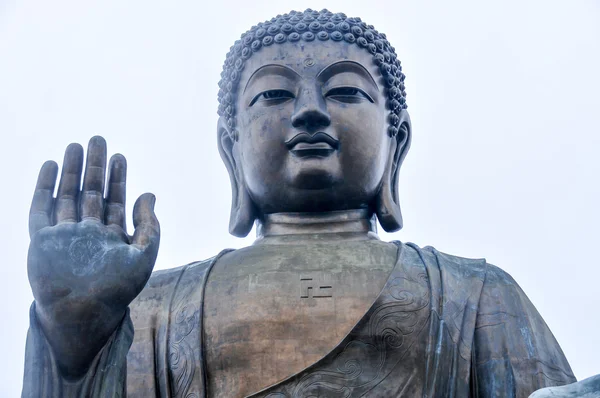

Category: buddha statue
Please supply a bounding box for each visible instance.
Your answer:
[22,8,596,398]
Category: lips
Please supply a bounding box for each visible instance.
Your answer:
[285,132,340,157]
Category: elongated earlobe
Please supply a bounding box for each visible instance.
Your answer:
[217,117,256,237]
[376,110,412,232]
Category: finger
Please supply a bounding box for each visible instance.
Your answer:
[105,154,127,230]
[55,143,83,224]
[131,193,160,253]
[80,136,107,221]
[29,161,58,237]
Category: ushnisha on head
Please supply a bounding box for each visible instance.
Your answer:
[216,9,412,237]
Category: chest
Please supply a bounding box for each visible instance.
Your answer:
[202,242,397,397]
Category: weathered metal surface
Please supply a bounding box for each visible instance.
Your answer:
[21,8,594,398]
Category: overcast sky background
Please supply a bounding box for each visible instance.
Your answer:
[1,0,599,396]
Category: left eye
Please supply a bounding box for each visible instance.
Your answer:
[325,87,373,103]
[249,89,295,106]
[262,90,294,100]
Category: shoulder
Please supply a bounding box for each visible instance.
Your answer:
[400,241,524,286]
[146,255,224,289]
[479,261,522,293]
[400,241,490,281]
[129,253,225,319]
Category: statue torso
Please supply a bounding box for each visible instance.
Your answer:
[121,239,575,398]
[203,239,398,397]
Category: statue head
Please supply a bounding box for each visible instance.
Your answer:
[217,9,412,237]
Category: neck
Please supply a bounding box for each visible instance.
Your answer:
[254,209,379,245]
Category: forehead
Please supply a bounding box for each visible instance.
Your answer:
[238,40,383,85]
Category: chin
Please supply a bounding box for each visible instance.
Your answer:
[288,161,341,190]
[287,155,343,190]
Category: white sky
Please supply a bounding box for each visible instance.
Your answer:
[1,0,599,396]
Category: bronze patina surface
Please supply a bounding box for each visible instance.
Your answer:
[21,8,597,398]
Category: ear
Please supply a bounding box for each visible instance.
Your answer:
[217,117,256,237]
[375,109,412,232]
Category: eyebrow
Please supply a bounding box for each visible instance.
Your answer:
[243,64,302,94]
[316,60,379,90]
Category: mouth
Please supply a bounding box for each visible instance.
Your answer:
[285,132,340,158]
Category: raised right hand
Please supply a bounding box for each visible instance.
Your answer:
[27,136,160,377]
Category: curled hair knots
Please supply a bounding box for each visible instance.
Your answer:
[217,8,408,140]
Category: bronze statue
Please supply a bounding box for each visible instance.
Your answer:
[21,8,598,398]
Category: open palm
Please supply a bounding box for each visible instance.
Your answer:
[27,136,159,376]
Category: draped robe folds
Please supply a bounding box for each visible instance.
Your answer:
[22,242,576,397]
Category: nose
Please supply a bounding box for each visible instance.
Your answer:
[291,86,331,131]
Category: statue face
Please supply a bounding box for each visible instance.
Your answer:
[232,40,391,214]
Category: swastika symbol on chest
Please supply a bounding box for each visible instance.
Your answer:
[300,277,333,298]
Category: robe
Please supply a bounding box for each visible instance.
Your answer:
[22,242,576,397]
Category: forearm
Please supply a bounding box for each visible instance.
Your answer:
[23,302,133,397]
[34,300,127,379]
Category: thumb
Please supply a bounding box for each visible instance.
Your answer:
[132,193,160,252]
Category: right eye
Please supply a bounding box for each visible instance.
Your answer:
[250,89,295,106]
